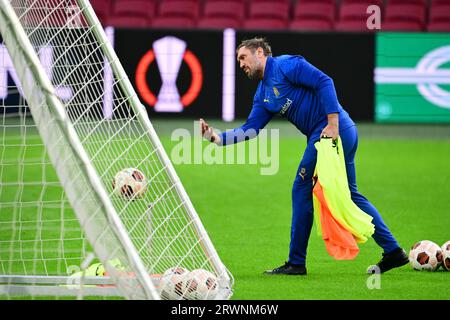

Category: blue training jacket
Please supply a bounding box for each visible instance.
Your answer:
[220,55,355,145]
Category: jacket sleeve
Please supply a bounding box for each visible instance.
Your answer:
[279,56,340,115]
[219,101,273,146]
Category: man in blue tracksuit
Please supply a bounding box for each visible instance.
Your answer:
[200,37,409,275]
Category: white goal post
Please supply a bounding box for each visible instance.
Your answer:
[0,0,233,300]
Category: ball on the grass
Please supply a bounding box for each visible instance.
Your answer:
[159,267,189,300]
[441,240,450,271]
[183,269,219,300]
[409,240,443,271]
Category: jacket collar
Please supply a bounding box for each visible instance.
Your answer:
[263,56,274,82]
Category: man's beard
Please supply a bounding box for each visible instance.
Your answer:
[247,68,260,80]
[247,61,262,80]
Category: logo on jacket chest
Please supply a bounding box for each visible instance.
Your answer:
[264,87,280,103]
[273,86,280,97]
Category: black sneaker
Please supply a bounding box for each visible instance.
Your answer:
[264,262,307,275]
[367,248,409,274]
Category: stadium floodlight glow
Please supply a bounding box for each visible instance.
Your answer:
[222,28,236,122]
[375,45,450,109]
[102,26,115,119]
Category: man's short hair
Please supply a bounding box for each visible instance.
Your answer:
[237,37,272,56]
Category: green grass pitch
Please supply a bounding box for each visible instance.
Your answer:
[164,120,450,300]
[1,119,449,299]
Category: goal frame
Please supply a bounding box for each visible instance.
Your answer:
[0,0,232,299]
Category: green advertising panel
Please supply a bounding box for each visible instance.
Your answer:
[375,33,450,123]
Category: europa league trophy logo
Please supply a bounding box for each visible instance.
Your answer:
[153,36,186,112]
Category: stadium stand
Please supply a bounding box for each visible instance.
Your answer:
[151,0,200,29]
[91,0,112,25]
[335,0,384,31]
[243,0,290,30]
[428,1,450,31]
[90,0,450,33]
[387,0,426,5]
[383,1,426,31]
[289,1,336,31]
[197,0,245,29]
[107,0,155,28]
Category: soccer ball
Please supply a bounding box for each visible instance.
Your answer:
[183,269,219,300]
[159,267,189,300]
[441,241,450,271]
[112,168,147,199]
[408,240,443,271]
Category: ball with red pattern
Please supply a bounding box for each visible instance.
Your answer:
[159,267,190,300]
[112,168,147,199]
[441,241,450,271]
[183,269,219,300]
[409,240,443,271]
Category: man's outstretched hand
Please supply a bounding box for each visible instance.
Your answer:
[200,118,221,145]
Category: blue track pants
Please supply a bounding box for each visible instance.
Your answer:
[289,125,400,265]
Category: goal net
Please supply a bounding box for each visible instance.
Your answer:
[0,0,233,300]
